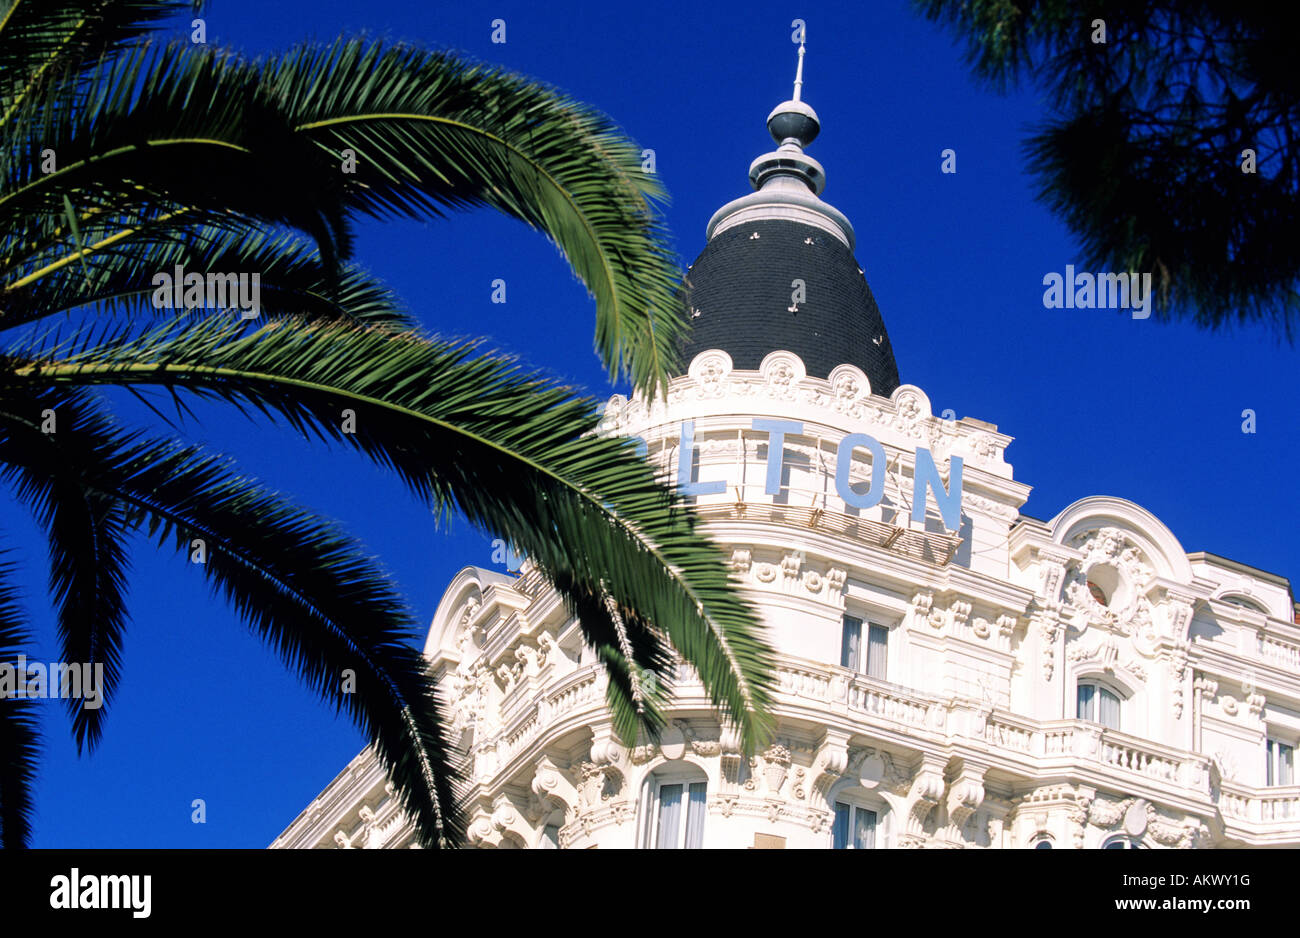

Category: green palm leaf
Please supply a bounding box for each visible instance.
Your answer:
[6,317,777,754]
[2,221,413,329]
[0,34,683,392]
[0,387,464,847]
[0,391,132,752]
[0,554,38,848]
[0,1,201,123]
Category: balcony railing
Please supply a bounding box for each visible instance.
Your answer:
[477,651,1289,838]
[1216,779,1300,821]
[691,480,962,567]
[1260,634,1300,671]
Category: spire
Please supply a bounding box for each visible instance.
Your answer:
[792,27,806,101]
[678,27,898,394]
[705,30,855,249]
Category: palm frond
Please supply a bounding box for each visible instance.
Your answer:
[269,38,684,391]
[0,387,463,846]
[0,553,38,848]
[0,391,131,752]
[1,35,683,392]
[1,220,414,330]
[0,1,200,123]
[7,317,777,753]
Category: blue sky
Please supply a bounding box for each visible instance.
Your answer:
[14,0,1297,847]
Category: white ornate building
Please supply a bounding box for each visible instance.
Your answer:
[273,73,1300,852]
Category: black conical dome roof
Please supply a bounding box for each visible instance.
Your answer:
[678,219,900,395]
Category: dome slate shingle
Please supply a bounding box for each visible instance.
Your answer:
[677,219,900,396]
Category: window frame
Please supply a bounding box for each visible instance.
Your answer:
[840,615,889,680]
[1266,737,1295,787]
[641,765,709,849]
[1101,834,1145,849]
[1076,679,1123,731]
[831,800,878,850]
[827,782,887,849]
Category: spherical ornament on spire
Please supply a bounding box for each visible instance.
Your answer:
[767,99,820,148]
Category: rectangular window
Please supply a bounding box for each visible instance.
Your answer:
[840,616,862,670]
[1267,739,1295,787]
[1077,683,1095,722]
[1098,688,1121,730]
[832,802,877,849]
[866,624,888,680]
[653,780,707,848]
[655,783,682,849]
[684,782,707,849]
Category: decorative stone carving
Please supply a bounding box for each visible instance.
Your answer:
[578,762,623,807]
[762,743,792,795]
[1212,751,1238,782]
[1123,800,1149,837]
[1088,798,1125,829]
[1033,609,1063,681]
[903,758,946,840]
[693,354,730,399]
[826,568,847,593]
[629,744,658,765]
[530,757,578,822]
[1168,642,1190,719]
[962,493,1019,522]
[1037,551,1071,605]
[1130,598,1160,657]
[730,549,752,575]
[809,730,851,799]
[1247,693,1266,717]
[495,663,519,693]
[912,591,933,613]
[945,761,987,837]
[691,739,722,758]
[515,644,541,678]
[1164,590,1197,643]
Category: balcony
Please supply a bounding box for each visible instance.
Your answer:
[474,650,1291,841]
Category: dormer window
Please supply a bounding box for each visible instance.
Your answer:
[1081,562,1125,610]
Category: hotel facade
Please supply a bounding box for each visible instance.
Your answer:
[273,78,1300,852]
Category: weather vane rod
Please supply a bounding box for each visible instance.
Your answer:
[793,28,807,102]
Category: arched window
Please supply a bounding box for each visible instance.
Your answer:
[1222,595,1267,614]
[827,785,883,849]
[1077,680,1122,730]
[1032,836,1053,849]
[832,802,877,849]
[640,766,707,849]
[1101,835,1144,849]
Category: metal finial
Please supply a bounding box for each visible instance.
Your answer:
[792,29,806,102]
